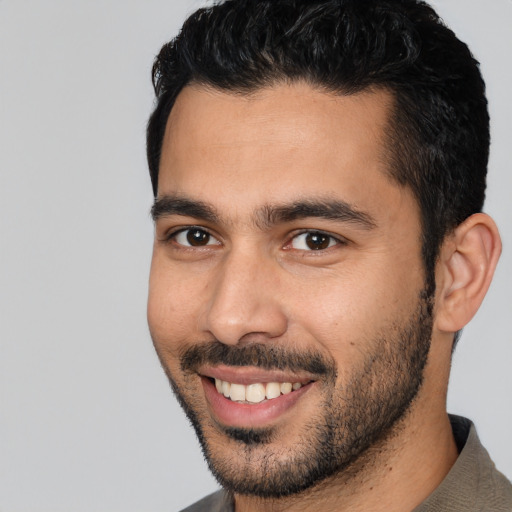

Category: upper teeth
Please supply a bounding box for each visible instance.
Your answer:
[215,379,303,403]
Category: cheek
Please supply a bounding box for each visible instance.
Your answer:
[286,263,422,359]
[147,257,207,356]
[288,285,371,361]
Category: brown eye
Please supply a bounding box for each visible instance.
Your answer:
[305,233,330,250]
[290,231,338,251]
[187,229,210,246]
[173,228,220,247]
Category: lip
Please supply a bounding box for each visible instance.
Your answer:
[200,364,315,386]
[201,373,315,428]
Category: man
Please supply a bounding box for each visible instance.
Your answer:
[146,0,512,510]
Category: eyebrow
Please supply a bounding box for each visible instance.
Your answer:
[151,195,376,230]
[151,196,220,223]
[258,199,377,230]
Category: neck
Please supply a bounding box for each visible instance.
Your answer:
[233,407,458,512]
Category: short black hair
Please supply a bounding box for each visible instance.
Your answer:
[147,0,489,294]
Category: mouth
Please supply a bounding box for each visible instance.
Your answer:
[199,366,316,428]
[212,378,308,404]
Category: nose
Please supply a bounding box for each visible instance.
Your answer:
[201,250,288,345]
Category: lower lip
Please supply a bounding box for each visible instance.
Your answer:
[201,377,313,428]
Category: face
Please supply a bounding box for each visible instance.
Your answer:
[148,83,433,497]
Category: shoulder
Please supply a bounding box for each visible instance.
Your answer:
[452,415,512,510]
[179,490,233,512]
[415,415,512,512]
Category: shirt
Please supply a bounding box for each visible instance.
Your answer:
[180,415,512,512]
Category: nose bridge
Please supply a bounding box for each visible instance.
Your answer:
[203,245,287,345]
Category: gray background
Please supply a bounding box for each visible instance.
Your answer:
[0,1,510,510]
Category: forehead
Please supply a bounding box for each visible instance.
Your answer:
[166,81,392,139]
[158,82,412,226]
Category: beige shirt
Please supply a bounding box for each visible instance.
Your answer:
[181,416,512,512]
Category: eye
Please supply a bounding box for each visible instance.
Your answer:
[172,228,221,247]
[289,231,340,251]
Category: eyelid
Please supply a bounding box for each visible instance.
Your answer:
[162,226,221,247]
[285,229,348,251]
[159,225,347,251]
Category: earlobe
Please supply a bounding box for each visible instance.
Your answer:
[435,213,501,333]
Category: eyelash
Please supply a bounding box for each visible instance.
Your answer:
[285,230,346,252]
[163,226,221,248]
[163,227,346,252]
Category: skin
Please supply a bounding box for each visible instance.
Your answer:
[148,82,501,511]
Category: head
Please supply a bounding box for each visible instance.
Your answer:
[146,0,500,502]
[147,0,490,294]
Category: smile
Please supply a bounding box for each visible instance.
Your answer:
[199,367,316,427]
[214,378,305,404]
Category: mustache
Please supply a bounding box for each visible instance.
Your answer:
[180,341,336,378]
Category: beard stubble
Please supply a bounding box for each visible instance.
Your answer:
[154,288,434,498]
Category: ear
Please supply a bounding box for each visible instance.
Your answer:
[435,213,502,333]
